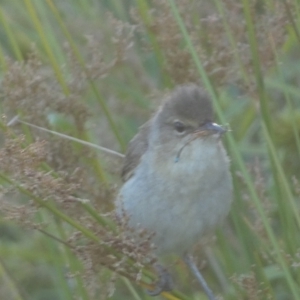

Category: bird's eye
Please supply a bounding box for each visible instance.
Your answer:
[173,121,186,134]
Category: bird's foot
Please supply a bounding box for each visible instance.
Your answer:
[184,254,217,300]
[147,264,173,296]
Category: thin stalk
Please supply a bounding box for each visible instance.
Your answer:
[0,259,25,300]
[22,0,69,94]
[241,0,272,135]
[167,1,300,297]
[45,0,126,150]
[0,8,23,61]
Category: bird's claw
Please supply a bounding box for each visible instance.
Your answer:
[146,265,173,296]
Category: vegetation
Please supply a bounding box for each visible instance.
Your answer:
[0,0,300,299]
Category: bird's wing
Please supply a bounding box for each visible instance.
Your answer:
[121,120,151,182]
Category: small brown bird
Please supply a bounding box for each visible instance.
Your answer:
[116,84,232,299]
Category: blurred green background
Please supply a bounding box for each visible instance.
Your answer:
[0,0,300,299]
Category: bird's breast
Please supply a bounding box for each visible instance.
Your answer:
[116,139,232,255]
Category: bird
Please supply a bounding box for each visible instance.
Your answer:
[115,84,232,299]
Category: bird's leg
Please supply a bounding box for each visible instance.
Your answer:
[183,254,217,300]
[146,264,173,296]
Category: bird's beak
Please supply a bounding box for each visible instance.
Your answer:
[193,122,227,137]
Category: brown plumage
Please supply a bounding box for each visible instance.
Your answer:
[121,120,151,182]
